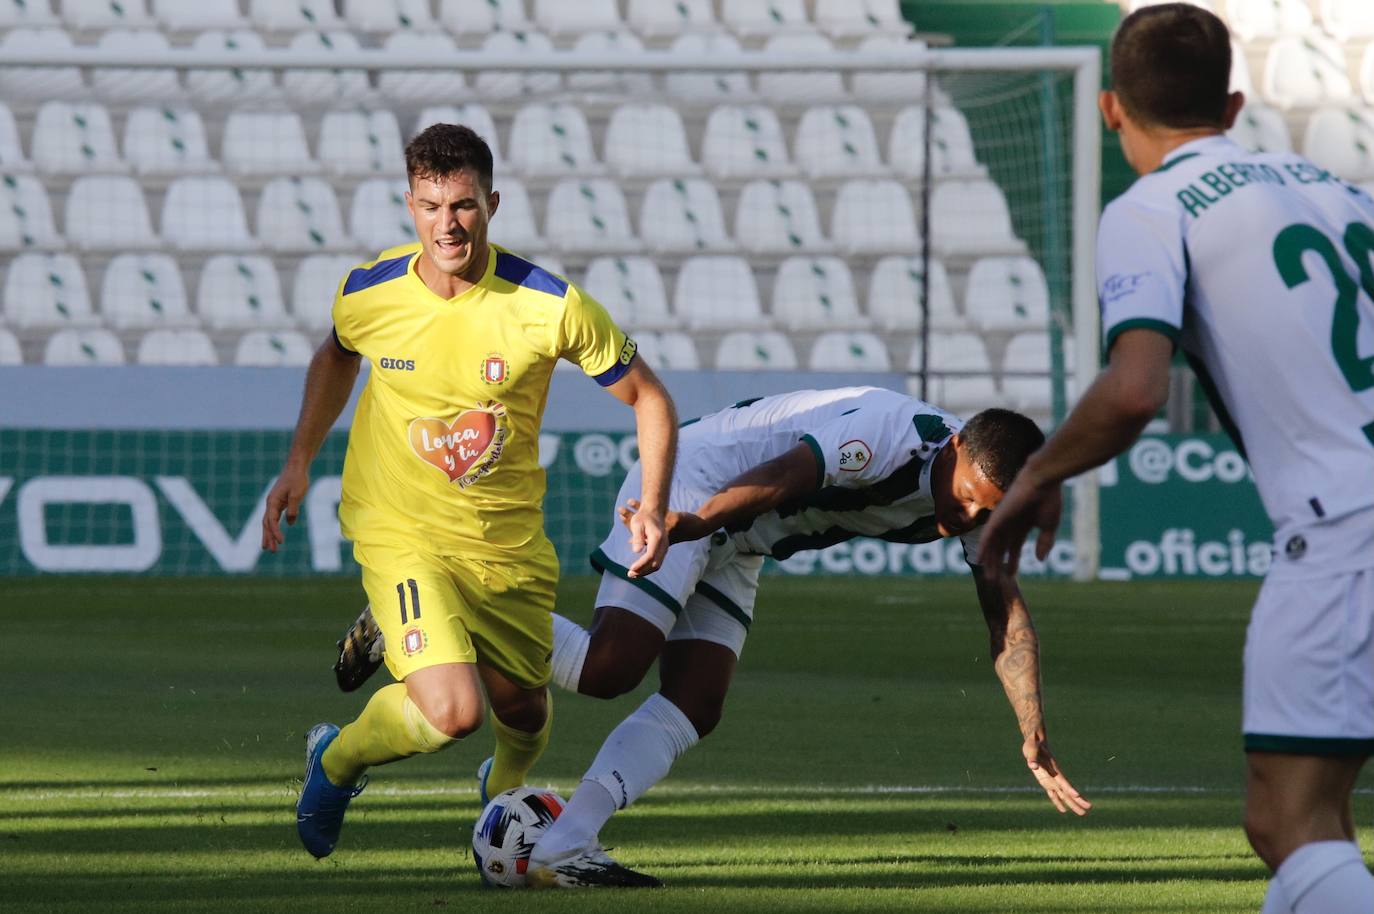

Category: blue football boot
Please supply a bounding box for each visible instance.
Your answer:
[296,723,367,858]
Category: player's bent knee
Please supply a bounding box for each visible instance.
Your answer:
[577,662,651,700]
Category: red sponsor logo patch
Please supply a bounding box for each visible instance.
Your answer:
[408,401,508,486]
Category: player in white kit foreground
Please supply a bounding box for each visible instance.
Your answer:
[340,387,1092,885]
[977,7,1374,914]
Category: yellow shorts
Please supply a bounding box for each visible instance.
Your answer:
[354,539,558,690]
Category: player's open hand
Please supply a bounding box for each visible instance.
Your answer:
[619,500,715,547]
[621,498,668,578]
[1023,736,1091,816]
[261,463,310,553]
[977,474,1062,580]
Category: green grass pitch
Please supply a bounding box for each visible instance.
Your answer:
[3,574,1371,913]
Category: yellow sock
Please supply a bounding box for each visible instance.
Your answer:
[322,683,456,786]
[485,694,552,797]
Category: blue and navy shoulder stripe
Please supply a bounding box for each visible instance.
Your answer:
[343,252,412,296]
[493,250,569,298]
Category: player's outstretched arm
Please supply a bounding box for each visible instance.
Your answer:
[621,442,819,546]
[261,335,360,553]
[971,565,1091,816]
[604,359,678,577]
[978,329,1174,579]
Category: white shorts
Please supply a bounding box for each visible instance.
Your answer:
[590,463,761,658]
[1243,567,1374,755]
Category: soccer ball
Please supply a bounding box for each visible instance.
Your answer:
[472,786,566,888]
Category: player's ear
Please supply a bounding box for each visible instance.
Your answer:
[1098,90,1123,132]
[487,189,500,219]
[1221,90,1244,130]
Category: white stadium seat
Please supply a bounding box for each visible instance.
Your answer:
[867,256,960,331]
[380,32,468,102]
[197,255,289,330]
[65,0,153,30]
[345,0,437,32]
[100,254,192,330]
[772,256,865,330]
[32,102,126,175]
[93,30,183,103]
[702,105,796,178]
[283,31,371,105]
[250,0,343,32]
[161,177,257,252]
[1322,0,1374,42]
[153,0,245,30]
[136,329,218,365]
[639,178,731,253]
[723,0,810,41]
[674,256,768,330]
[735,179,828,253]
[439,0,533,38]
[759,33,846,104]
[257,177,350,253]
[1227,103,1293,154]
[930,180,1019,257]
[963,255,1051,332]
[795,105,885,178]
[187,30,280,104]
[508,103,602,176]
[318,110,405,177]
[66,176,159,252]
[222,111,317,177]
[0,174,61,249]
[888,106,981,179]
[235,330,314,366]
[665,32,753,102]
[475,31,561,98]
[715,331,799,370]
[350,179,417,253]
[1002,331,1073,416]
[632,331,700,370]
[489,178,544,252]
[582,256,676,331]
[0,29,84,102]
[4,253,95,329]
[1227,0,1313,41]
[815,0,911,40]
[0,328,21,365]
[605,105,699,177]
[1360,45,1374,106]
[568,31,654,95]
[416,104,502,164]
[45,329,126,365]
[544,179,639,253]
[1303,108,1374,182]
[832,179,919,255]
[293,254,360,330]
[851,35,928,102]
[810,331,892,372]
[1230,41,1254,97]
[123,107,218,176]
[1262,33,1354,110]
[908,331,998,416]
[0,104,33,173]
[0,0,57,27]
[627,0,715,40]
[534,0,621,37]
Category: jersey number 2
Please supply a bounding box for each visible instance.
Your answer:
[1272,221,1374,444]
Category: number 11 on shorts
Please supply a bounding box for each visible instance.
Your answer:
[396,579,421,624]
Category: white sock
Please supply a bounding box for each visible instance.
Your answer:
[1259,878,1292,914]
[1276,840,1374,913]
[550,613,589,693]
[531,693,699,863]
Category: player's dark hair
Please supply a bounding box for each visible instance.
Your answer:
[960,409,1044,492]
[1110,3,1232,129]
[405,123,494,192]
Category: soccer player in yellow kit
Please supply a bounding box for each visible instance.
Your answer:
[261,124,678,859]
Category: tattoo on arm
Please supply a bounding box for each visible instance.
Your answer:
[993,611,1044,742]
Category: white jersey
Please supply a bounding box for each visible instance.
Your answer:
[1098,135,1374,543]
[676,387,983,562]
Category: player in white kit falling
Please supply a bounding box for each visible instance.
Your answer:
[978,6,1374,913]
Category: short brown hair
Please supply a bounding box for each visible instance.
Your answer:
[1110,4,1232,129]
[960,408,1045,492]
[405,123,494,191]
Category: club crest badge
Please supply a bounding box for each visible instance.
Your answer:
[401,627,428,656]
[482,353,507,385]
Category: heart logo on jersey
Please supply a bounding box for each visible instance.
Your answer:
[408,405,507,485]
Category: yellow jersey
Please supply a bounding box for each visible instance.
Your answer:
[331,242,635,562]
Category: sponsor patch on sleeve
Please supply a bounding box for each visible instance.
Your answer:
[837,439,872,472]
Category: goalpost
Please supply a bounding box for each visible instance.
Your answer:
[0,43,1102,580]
